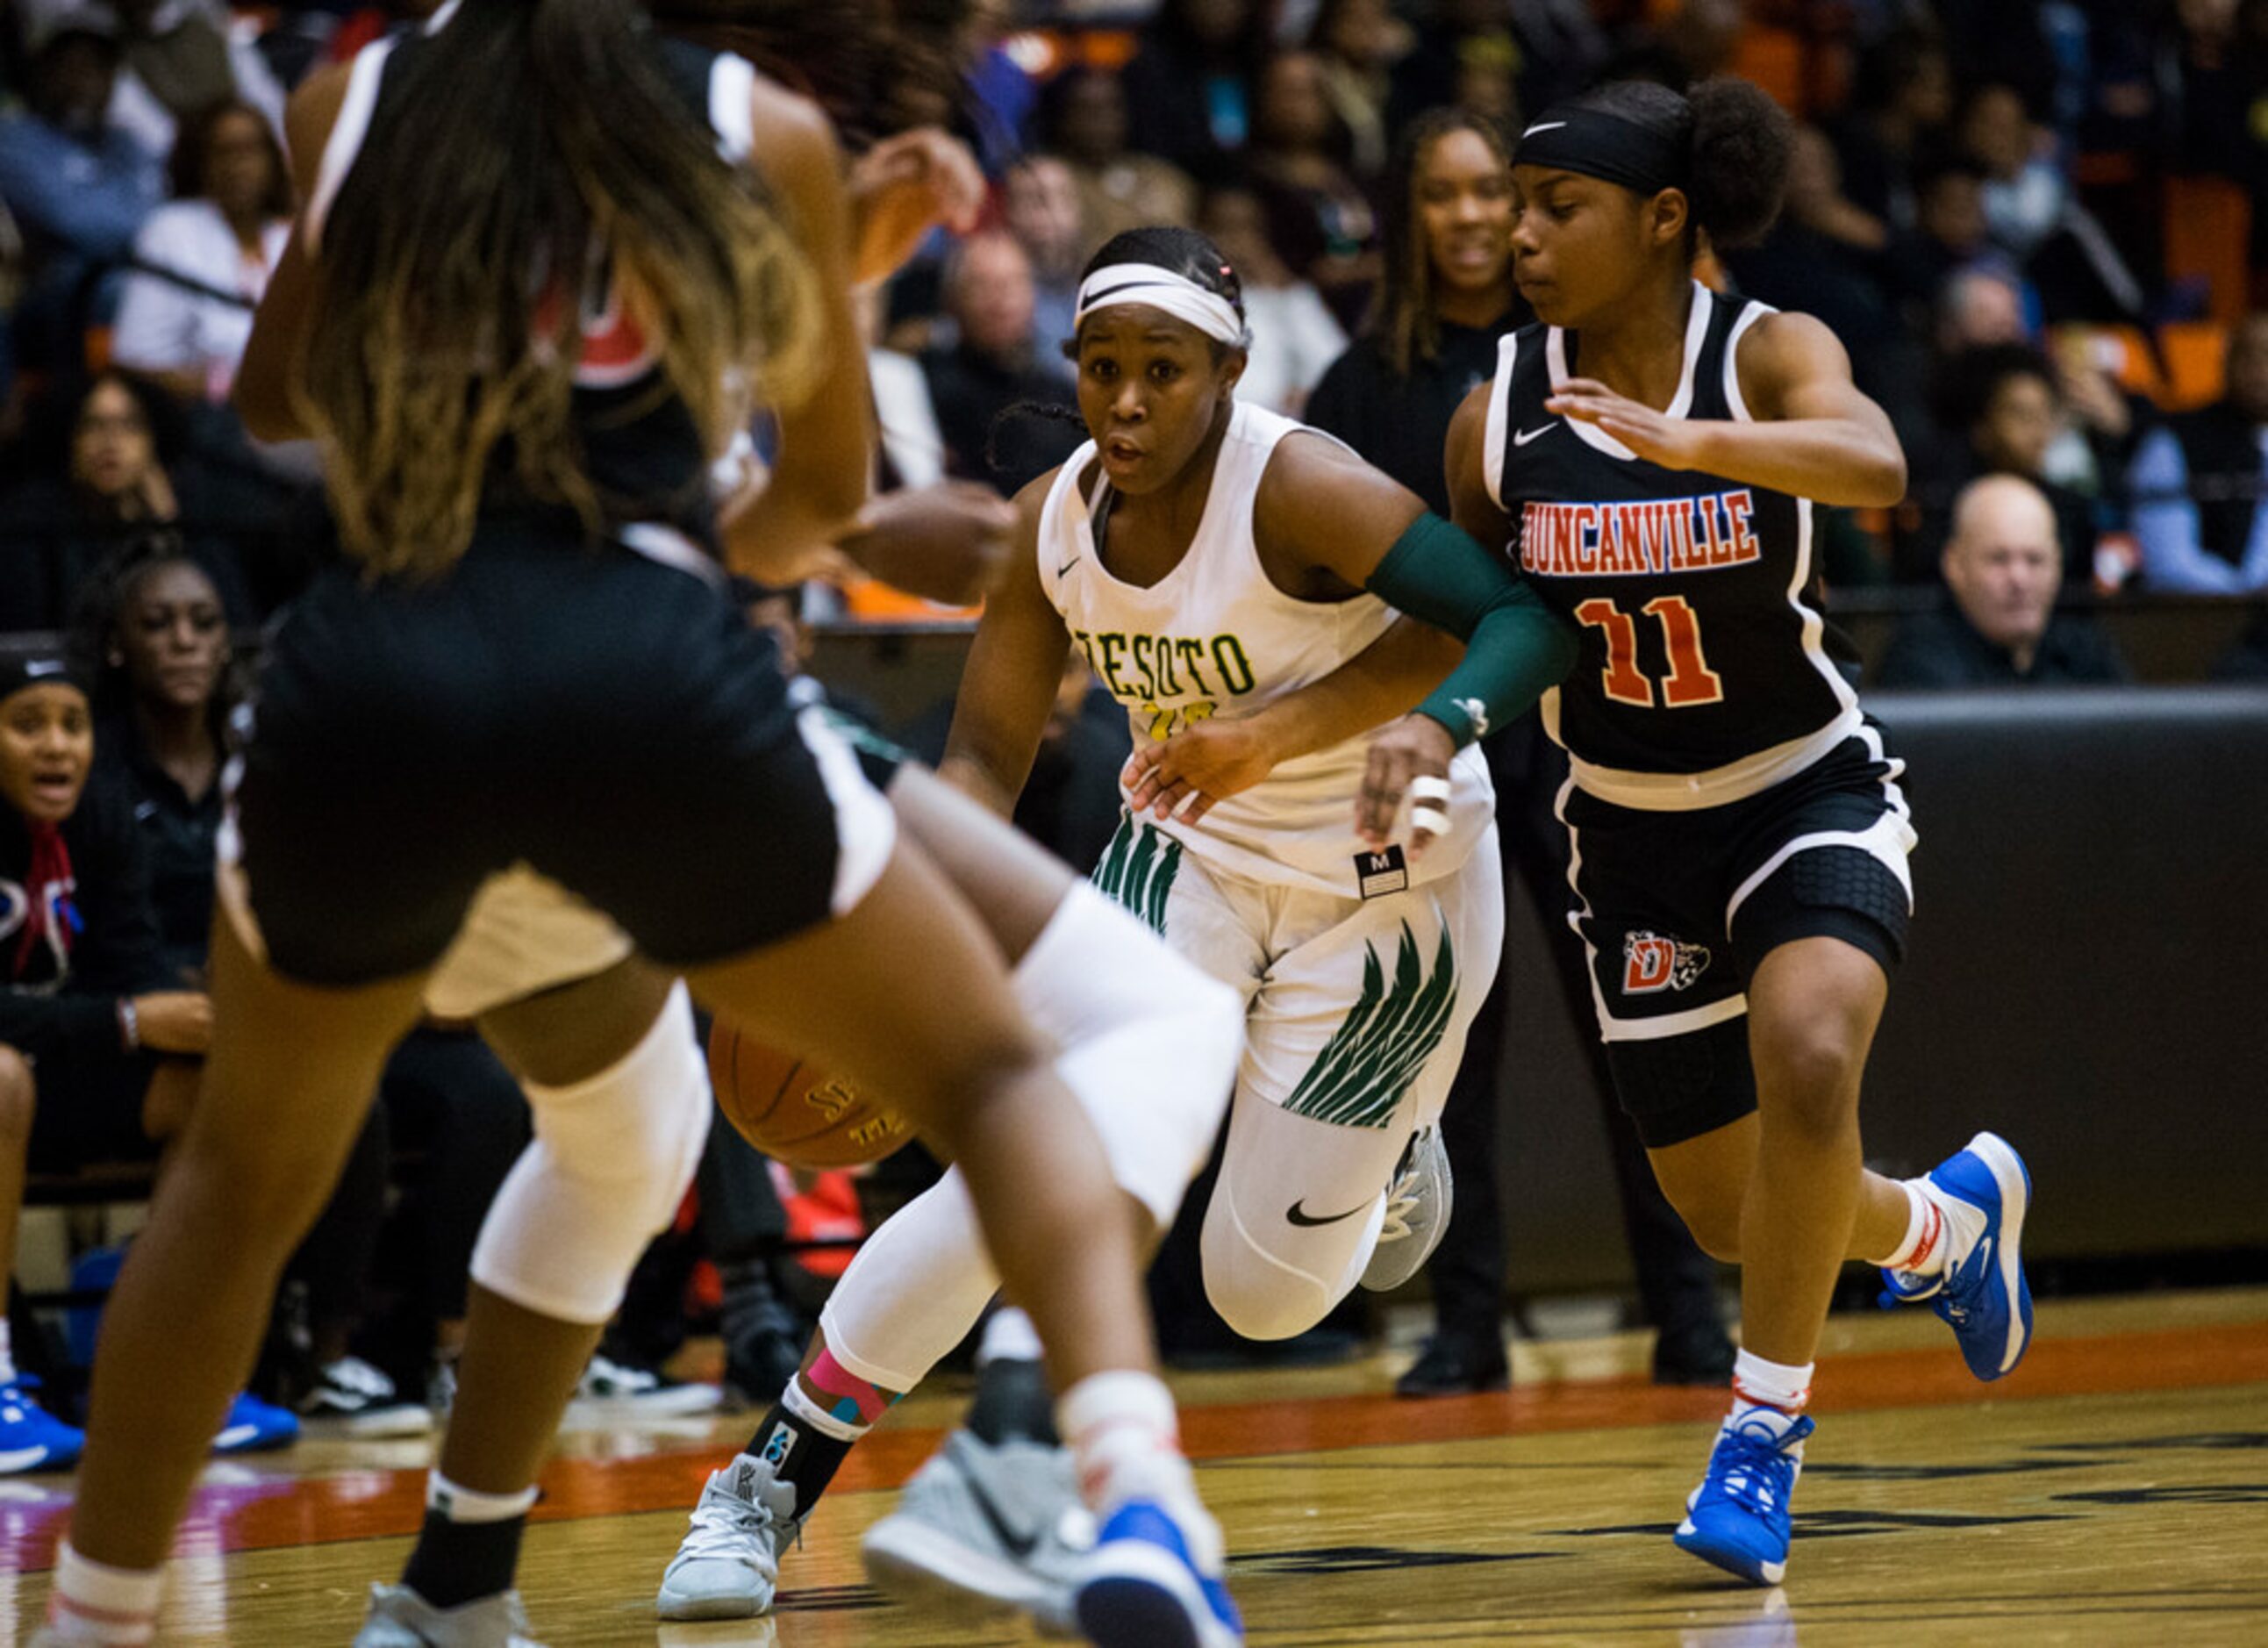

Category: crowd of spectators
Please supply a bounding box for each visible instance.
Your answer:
[2,0,2267,1460]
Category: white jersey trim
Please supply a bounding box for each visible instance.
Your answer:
[1482,332,1518,511]
[709,53,756,162]
[1567,702,1864,811]
[304,37,396,254]
[1547,280,1713,462]
[1721,297,1771,424]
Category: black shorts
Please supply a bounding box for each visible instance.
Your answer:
[1559,729,1916,1148]
[234,527,895,987]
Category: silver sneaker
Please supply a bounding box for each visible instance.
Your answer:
[1360,1123,1454,1292]
[352,1583,544,1647]
[862,1429,1094,1637]
[655,1453,802,1621]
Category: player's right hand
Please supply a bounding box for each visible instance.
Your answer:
[838,482,1019,605]
[1122,716,1276,825]
[133,991,214,1056]
[1357,713,1457,858]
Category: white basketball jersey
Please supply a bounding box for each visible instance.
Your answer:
[1036,400,1493,898]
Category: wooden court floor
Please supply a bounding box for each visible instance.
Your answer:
[5,1287,2265,1645]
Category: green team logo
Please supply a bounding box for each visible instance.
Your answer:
[1091,811,1183,935]
[1283,923,1458,1130]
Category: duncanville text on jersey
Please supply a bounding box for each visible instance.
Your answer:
[1519,490,1764,578]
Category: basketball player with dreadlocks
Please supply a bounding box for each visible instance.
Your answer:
[31,6,1248,1647]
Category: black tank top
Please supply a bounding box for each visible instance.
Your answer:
[1484,285,1864,807]
[306,10,758,553]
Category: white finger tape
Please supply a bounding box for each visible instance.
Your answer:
[1408,775,1453,805]
[1410,802,1450,837]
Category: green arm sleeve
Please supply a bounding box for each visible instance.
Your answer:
[1363,511,1580,748]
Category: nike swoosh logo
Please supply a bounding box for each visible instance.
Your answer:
[1513,424,1558,446]
[1057,557,1081,577]
[1287,1199,1370,1228]
[960,1465,1041,1559]
[1520,121,1568,139]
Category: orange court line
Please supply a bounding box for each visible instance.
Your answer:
[7,1317,2263,1573]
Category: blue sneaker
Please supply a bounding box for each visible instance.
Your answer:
[1878,1131,2034,1381]
[1675,1413,1814,1586]
[1076,1497,1242,1648]
[0,1377,83,1474]
[212,1390,299,1454]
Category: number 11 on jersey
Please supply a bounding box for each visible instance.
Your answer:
[1573,595,1726,708]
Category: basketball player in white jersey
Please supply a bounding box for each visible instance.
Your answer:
[656,224,1579,1632]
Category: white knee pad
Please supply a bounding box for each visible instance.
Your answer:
[1015,884,1241,1229]
[469,981,712,1325]
[818,1170,1000,1394]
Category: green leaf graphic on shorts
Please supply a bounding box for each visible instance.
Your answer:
[1282,922,1458,1129]
[1091,811,1182,935]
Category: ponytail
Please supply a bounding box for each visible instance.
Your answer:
[304,0,823,577]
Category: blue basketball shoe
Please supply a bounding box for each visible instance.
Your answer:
[211,1390,300,1454]
[0,1377,83,1474]
[1674,1412,1814,1586]
[1075,1496,1242,1648]
[1877,1131,2034,1381]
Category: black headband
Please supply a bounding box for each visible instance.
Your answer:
[1514,105,1690,197]
[0,656,88,707]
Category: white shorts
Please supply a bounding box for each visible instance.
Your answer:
[1118,816,1504,1134]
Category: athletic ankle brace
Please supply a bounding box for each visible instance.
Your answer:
[801,1349,899,1430]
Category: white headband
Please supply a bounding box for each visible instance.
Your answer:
[1074,264,1248,348]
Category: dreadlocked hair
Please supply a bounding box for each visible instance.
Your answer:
[1370,108,1512,378]
[304,0,823,578]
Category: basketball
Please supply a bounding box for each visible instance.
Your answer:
[706,1017,912,1170]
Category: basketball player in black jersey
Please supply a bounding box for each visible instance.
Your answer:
[1338,79,2039,1587]
[32,6,1237,1647]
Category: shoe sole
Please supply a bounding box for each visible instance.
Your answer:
[655,1582,767,1623]
[1673,1520,1786,1586]
[1076,1540,1236,1648]
[862,1514,1077,1636]
[1952,1131,2034,1379]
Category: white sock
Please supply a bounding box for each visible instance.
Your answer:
[1057,1370,1194,1513]
[44,1542,161,1644]
[0,1317,16,1386]
[426,1472,539,1524]
[1915,1174,1988,1270]
[1729,1350,1814,1426]
[1872,1181,1942,1272]
[977,1308,1044,1367]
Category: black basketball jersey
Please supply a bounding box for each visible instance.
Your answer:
[304,8,757,550]
[1484,285,1864,808]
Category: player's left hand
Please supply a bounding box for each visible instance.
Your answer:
[1546,377,1708,470]
[1122,716,1277,826]
[1357,713,1458,859]
[848,129,985,285]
